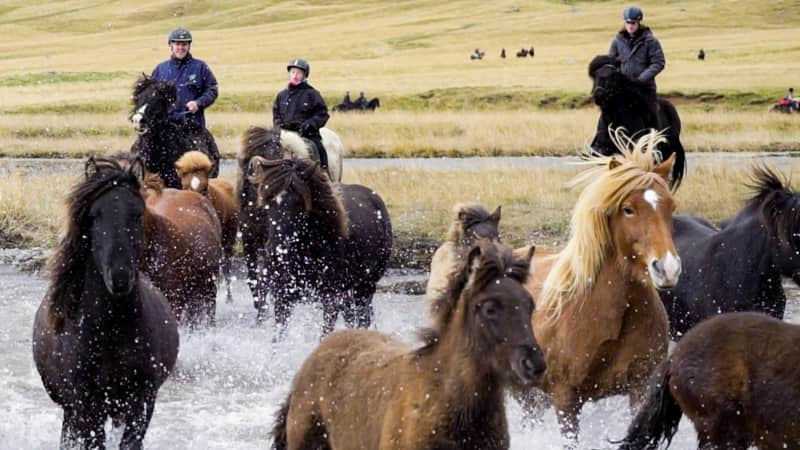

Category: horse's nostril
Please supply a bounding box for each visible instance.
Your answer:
[651,259,664,275]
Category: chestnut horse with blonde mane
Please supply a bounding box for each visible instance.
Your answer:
[272,241,546,450]
[526,129,682,438]
[116,153,222,326]
[175,151,239,304]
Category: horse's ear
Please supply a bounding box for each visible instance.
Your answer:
[129,156,145,182]
[654,153,676,183]
[512,244,536,264]
[608,157,622,170]
[248,156,268,180]
[85,156,98,179]
[465,242,485,275]
[489,205,502,223]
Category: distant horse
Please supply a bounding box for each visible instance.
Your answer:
[32,157,179,449]
[175,151,239,304]
[129,74,220,189]
[248,156,392,336]
[516,48,529,57]
[426,202,501,303]
[365,97,380,110]
[618,312,800,449]
[237,126,346,317]
[588,55,686,189]
[527,129,681,438]
[271,242,546,450]
[660,165,800,338]
[332,97,380,112]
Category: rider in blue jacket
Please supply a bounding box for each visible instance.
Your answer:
[151,28,218,131]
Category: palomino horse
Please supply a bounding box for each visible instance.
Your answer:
[426,202,501,303]
[661,165,800,338]
[175,151,239,304]
[618,312,800,449]
[32,157,178,449]
[129,75,220,189]
[237,126,345,318]
[529,129,681,438]
[271,242,546,450]
[248,156,392,337]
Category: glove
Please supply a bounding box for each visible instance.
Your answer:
[300,122,314,135]
[284,121,301,131]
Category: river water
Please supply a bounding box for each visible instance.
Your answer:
[2,265,798,449]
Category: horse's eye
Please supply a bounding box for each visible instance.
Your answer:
[480,301,500,319]
[622,206,635,217]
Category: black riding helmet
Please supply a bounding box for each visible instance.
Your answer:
[287,58,310,77]
[168,28,192,44]
[623,6,643,22]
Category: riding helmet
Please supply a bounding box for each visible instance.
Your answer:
[623,6,643,22]
[287,58,310,77]
[168,28,193,44]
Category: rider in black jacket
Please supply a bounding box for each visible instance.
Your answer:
[273,59,330,169]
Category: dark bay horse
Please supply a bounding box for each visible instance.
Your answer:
[248,155,392,337]
[528,129,681,438]
[660,165,800,338]
[236,126,345,319]
[129,74,220,189]
[175,151,239,304]
[588,55,686,189]
[618,312,800,449]
[426,202,501,303]
[32,157,178,449]
[271,242,545,450]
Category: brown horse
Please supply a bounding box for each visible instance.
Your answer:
[426,202,501,303]
[528,129,681,438]
[271,242,546,450]
[618,312,800,449]
[175,151,239,304]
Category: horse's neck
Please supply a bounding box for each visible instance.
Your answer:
[77,262,141,332]
[717,217,789,278]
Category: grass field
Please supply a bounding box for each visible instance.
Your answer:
[1,0,800,157]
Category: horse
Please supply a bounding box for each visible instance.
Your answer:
[660,165,800,338]
[332,98,380,112]
[32,156,179,449]
[617,312,800,449]
[175,151,239,304]
[526,128,681,439]
[271,241,546,450]
[588,55,686,189]
[516,48,529,57]
[426,202,501,303]
[115,152,222,326]
[248,155,392,336]
[365,97,380,111]
[237,126,346,319]
[129,74,220,189]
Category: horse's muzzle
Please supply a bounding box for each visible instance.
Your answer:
[649,251,682,289]
[511,345,547,388]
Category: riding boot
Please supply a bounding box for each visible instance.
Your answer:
[309,136,328,170]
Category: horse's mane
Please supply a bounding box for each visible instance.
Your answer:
[46,158,142,331]
[588,54,651,100]
[445,202,496,243]
[588,55,617,79]
[132,74,176,105]
[538,128,670,321]
[175,151,212,177]
[746,165,800,245]
[248,157,349,238]
[237,126,312,199]
[419,241,531,352]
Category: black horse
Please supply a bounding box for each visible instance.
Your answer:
[129,74,220,188]
[248,154,392,338]
[32,156,179,449]
[588,55,686,189]
[660,166,800,338]
[332,97,380,112]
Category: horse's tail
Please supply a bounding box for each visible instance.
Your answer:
[270,393,291,450]
[615,360,683,450]
[659,100,686,190]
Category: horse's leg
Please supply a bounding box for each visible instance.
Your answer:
[205,279,217,327]
[222,255,233,304]
[551,385,582,440]
[272,293,293,342]
[353,283,377,329]
[119,391,156,450]
[67,403,107,450]
[695,403,750,450]
[321,297,339,337]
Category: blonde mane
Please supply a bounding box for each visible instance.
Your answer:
[175,151,212,177]
[279,130,311,160]
[538,128,671,321]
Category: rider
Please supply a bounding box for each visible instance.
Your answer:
[607,6,665,127]
[354,92,367,110]
[152,28,218,132]
[273,58,330,169]
[342,91,353,109]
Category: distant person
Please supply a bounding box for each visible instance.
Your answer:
[272,58,330,169]
[501,48,506,58]
[529,46,535,57]
[786,87,794,102]
[354,91,367,110]
[698,48,705,61]
[151,28,218,131]
[342,91,352,108]
[606,6,665,126]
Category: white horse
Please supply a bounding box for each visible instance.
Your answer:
[278,127,345,182]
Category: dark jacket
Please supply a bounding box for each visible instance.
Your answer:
[608,26,665,90]
[272,82,329,140]
[152,53,218,129]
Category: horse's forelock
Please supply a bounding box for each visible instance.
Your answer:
[446,202,492,242]
[588,55,617,78]
[748,166,800,244]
